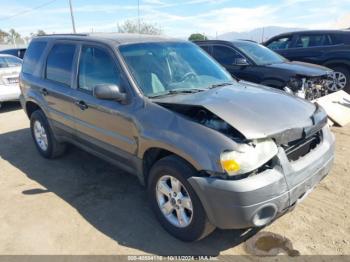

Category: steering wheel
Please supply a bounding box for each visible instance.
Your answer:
[180,72,197,82]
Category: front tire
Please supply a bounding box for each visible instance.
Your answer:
[148,155,215,241]
[30,110,66,158]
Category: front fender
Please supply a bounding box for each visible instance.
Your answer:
[136,102,240,173]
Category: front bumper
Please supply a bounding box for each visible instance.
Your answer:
[0,84,21,102]
[188,126,335,229]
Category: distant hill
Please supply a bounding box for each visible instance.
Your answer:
[216,26,304,43]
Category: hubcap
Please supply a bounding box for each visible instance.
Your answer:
[33,120,48,151]
[329,71,347,91]
[156,175,193,228]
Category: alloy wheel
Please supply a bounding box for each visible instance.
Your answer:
[156,175,193,228]
[33,120,48,151]
[329,71,347,91]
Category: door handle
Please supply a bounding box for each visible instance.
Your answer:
[41,88,48,96]
[74,100,88,110]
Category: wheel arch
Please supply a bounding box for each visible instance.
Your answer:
[25,100,42,118]
[141,147,201,187]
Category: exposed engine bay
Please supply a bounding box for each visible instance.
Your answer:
[284,74,334,100]
[157,103,245,141]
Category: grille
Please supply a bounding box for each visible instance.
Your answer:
[283,131,322,162]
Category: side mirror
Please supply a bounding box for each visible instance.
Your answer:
[93,84,127,102]
[234,58,249,66]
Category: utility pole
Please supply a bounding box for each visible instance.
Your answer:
[68,0,76,33]
[137,0,140,34]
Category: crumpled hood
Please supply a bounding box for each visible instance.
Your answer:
[153,82,320,142]
[267,61,332,77]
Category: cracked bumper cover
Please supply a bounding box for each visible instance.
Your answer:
[188,126,335,229]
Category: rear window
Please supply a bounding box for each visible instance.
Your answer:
[46,43,76,86]
[22,41,47,75]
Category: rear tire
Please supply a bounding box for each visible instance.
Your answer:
[329,66,350,93]
[148,155,215,241]
[30,110,66,158]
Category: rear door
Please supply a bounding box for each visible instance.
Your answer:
[70,44,138,171]
[40,41,78,135]
[280,33,333,64]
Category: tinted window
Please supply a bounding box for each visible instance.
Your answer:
[200,45,211,54]
[212,45,243,65]
[22,41,47,74]
[78,46,120,92]
[267,36,293,50]
[295,34,333,48]
[46,43,76,86]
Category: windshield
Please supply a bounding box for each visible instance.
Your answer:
[119,42,233,97]
[234,41,286,65]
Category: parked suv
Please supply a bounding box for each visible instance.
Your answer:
[196,40,334,100]
[20,34,335,241]
[264,30,350,92]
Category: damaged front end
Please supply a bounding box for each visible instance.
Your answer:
[284,73,334,100]
[157,101,328,180]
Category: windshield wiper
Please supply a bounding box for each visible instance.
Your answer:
[148,88,206,98]
[209,82,234,89]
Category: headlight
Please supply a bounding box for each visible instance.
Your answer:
[220,139,278,176]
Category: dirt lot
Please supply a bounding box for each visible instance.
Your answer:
[0,102,349,256]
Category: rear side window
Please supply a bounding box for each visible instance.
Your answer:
[46,43,76,86]
[212,45,243,65]
[267,36,293,50]
[22,41,47,75]
[78,46,120,92]
[295,34,333,48]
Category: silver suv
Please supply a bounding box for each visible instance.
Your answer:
[20,34,335,241]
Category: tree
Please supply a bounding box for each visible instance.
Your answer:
[36,30,46,36]
[7,29,24,45]
[0,29,9,44]
[188,33,208,41]
[117,19,162,35]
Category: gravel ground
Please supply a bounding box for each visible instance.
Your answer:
[0,102,349,256]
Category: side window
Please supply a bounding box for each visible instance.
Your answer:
[267,36,293,50]
[4,56,22,67]
[46,43,76,86]
[22,41,47,74]
[0,58,7,68]
[200,45,211,54]
[78,46,120,93]
[212,45,243,65]
[295,34,333,48]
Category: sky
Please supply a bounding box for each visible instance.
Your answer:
[0,0,350,38]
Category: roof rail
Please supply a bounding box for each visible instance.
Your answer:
[37,33,88,37]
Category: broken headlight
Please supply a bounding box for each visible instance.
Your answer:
[220,139,278,176]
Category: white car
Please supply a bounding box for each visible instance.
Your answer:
[0,54,22,109]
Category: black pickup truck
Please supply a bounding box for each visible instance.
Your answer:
[264,30,350,92]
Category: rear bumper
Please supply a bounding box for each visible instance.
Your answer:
[0,84,20,102]
[188,126,335,229]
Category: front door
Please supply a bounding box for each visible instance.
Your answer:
[70,44,138,171]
